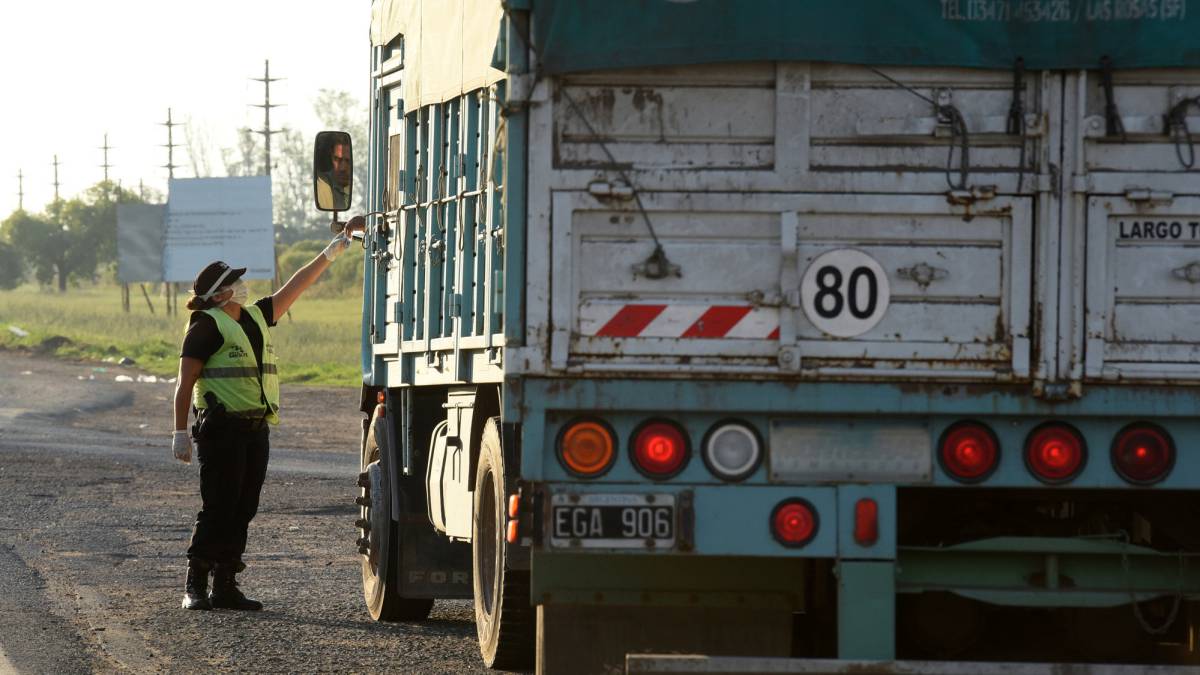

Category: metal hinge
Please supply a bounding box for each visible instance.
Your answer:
[946,185,997,205]
[1125,188,1175,204]
[587,180,635,201]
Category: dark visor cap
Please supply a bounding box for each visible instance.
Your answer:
[192,261,247,297]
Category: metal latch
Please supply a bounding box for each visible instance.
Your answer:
[1125,188,1175,204]
[1173,261,1200,283]
[897,262,949,288]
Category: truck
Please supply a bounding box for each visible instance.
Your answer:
[322,1,1200,672]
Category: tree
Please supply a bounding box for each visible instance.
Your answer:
[183,115,215,178]
[222,127,261,178]
[6,208,65,289]
[0,239,22,289]
[4,182,144,291]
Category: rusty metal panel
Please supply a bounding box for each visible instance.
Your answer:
[1084,195,1200,382]
[1066,69,1200,385]
[552,191,1033,380]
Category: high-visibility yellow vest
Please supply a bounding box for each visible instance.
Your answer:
[192,304,280,425]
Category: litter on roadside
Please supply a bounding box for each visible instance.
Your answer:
[136,375,158,384]
[114,375,134,383]
[8,325,29,338]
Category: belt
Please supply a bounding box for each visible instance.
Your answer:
[225,416,269,431]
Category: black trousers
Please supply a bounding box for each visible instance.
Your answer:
[186,423,270,567]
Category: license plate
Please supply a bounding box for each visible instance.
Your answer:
[549,493,676,549]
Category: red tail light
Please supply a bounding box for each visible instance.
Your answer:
[631,420,690,479]
[1025,423,1086,484]
[939,422,1000,483]
[771,499,818,547]
[853,498,879,547]
[1112,423,1174,485]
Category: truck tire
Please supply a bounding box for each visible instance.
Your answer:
[360,408,434,621]
[472,419,534,669]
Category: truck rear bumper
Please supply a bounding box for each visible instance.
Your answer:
[625,655,1200,674]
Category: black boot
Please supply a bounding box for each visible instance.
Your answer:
[181,560,212,610]
[209,564,263,610]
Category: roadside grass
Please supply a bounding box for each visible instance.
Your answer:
[0,283,364,387]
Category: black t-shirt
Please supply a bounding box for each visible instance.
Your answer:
[180,297,277,367]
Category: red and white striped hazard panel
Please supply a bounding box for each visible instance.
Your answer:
[579,303,780,339]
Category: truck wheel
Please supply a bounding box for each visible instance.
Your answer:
[472,419,534,669]
[360,408,434,621]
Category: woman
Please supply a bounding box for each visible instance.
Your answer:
[172,221,361,611]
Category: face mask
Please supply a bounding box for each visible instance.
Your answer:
[221,280,249,307]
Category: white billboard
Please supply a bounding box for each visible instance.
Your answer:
[116,203,165,283]
[162,177,274,283]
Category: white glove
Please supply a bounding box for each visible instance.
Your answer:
[172,430,192,464]
[323,233,351,261]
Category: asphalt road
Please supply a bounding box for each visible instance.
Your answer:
[0,350,496,674]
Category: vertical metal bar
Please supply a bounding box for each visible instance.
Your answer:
[461,91,481,337]
[361,45,385,385]
[446,98,461,341]
[372,86,391,354]
[1063,71,1088,387]
[483,89,499,347]
[423,103,442,353]
[503,11,529,346]
[837,560,896,660]
[403,111,418,343]
[416,106,430,346]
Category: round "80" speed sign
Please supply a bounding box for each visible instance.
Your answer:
[800,248,890,338]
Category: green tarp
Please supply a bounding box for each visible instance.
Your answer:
[531,0,1200,73]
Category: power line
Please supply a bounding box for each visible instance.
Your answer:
[251,59,284,176]
[161,108,183,180]
[100,133,114,182]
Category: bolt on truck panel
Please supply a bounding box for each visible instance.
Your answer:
[358,1,1200,671]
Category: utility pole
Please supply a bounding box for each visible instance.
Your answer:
[251,59,290,320]
[99,133,113,183]
[16,169,23,211]
[160,109,183,315]
[52,155,61,202]
[251,59,283,176]
[161,108,181,181]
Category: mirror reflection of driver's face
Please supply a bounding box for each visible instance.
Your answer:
[331,143,351,187]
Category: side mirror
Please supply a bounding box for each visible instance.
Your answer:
[313,131,353,212]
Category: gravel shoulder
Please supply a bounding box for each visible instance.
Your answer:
[0,350,497,674]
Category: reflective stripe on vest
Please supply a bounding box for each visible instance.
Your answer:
[192,304,281,425]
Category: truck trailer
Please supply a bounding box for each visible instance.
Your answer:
[333,1,1200,672]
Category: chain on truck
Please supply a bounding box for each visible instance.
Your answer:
[314,1,1200,672]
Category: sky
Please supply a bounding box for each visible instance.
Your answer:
[0,0,371,217]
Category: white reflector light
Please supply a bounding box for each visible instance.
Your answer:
[703,422,762,481]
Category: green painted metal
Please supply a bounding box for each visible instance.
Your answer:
[837,561,895,660]
[531,551,806,609]
[502,11,526,345]
[898,536,1200,608]
[532,0,1200,74]
[363,45,390,386]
